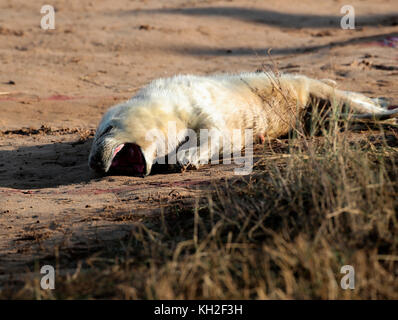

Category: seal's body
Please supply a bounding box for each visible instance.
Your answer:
[89,72,397,175]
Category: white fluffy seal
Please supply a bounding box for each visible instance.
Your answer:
[88,72,398,175]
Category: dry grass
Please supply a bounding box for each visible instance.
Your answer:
[2,101,397,299]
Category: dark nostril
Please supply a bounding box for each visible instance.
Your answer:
[89,157,102,169]
[89,157,106,173]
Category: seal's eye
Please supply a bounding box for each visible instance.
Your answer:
[98,125,113,139]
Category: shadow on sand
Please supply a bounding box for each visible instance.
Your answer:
[119,6,398,29]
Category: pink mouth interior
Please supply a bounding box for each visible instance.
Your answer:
[110,143,146,175]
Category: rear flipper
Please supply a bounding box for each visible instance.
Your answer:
[371,97,390,108]
[305,77,398,120]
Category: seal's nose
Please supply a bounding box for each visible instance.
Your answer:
[89,154,106,172]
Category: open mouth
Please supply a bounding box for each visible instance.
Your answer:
[109,143,146,175]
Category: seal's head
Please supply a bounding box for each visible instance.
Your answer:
[88,103,150,176]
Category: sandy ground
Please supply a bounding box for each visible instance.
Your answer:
[0,0,397,277]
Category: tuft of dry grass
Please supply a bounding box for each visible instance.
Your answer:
[2,103,397,299]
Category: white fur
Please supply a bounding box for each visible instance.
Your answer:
[89,72,397,175]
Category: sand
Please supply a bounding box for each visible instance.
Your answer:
[0,0,397,276]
